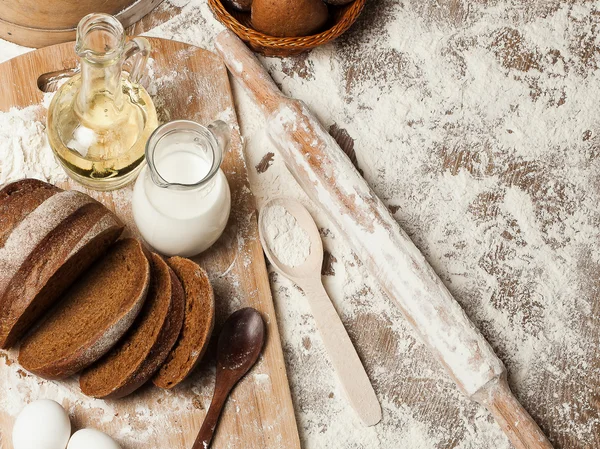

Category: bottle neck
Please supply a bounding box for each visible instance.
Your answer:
[74,13,127,115]
[77,58,124,112]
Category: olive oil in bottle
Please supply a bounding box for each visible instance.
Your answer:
[47,13,157,191]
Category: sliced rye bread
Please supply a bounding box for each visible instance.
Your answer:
[18,239,150,380]
[79,253,185,399]
[0,182,124,348]
[0,179,62,247]
[153,257,215,389]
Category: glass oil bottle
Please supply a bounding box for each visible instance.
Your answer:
[47,13,158,191]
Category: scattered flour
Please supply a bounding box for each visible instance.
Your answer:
[0,40,32,65]
[0,0,599,448]
[0,106,66,185]
[262,204,311,267]
[240,1,600,448]
[253,373,270,384]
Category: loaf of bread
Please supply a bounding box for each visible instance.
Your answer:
[251,0,329,37]
[19,238,150,380]
[80,253,185,398]
[0,179,61,244]
[2,179,219,396]
[153,257,215,389]
[0,179,123,349]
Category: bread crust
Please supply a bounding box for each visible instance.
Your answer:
[18,239,150,380]
[0,179,61,247]
[153,257,215,389]
[251,0,329,37]
[0,185,124,348]
[80,253,186,399]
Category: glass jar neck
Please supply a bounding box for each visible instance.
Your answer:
[77,60,124,110]
[75,13,127,111]
[145,120,229,191]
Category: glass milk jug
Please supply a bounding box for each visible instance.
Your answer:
[47,13,158,191]
[132,120,232,257]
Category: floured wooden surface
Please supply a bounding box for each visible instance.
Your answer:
[1,0,600,448]
[236,2,600,448]
[0,38,300,449]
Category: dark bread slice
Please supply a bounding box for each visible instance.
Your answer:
[0,179,62,247]
[0,187,124,348]
[153,257,215,389]
[0,204,123,348]
[18,239,150,380]
[79,253,185,398]
[0,178,59,204]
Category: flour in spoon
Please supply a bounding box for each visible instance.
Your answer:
[263,205,311,267]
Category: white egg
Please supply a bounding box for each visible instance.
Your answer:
[13,399,71,449]
[67,429,122,449]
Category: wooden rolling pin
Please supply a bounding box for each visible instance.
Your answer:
[214,30,554,449]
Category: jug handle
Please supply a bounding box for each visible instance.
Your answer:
[208,120,231,155]
[123,37,151,84]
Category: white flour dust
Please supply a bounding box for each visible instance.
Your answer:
[0,0,599,448]
[262,204,311,267]
[0,106,66,185]
[241,1,600,448]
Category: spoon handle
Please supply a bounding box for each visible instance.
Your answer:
[192,378,232,449]
[301,280,382,426]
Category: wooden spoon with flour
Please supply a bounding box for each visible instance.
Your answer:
[215,30,554,449]
[258,197,382,427]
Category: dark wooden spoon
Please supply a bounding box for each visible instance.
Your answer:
[192,307,266,449]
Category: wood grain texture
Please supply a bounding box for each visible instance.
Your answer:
[0,0,143,28]
[474,376,553,449]
[0,38,301,449]
[2,2,598,448]
[299,280,382,426]
[258,198,381,427]
[215,29,553,449]
[228,1,600,448]
[0,0,165,48]
[72,3,600,448]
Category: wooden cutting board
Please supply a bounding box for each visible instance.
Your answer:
[0,38,302,449]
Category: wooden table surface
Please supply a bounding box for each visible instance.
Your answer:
[220,2,600,448]
[126,1,599,448]
[2,0,599,448]
[0,37,302,449]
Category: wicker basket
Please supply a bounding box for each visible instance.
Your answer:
[208,0,366,57]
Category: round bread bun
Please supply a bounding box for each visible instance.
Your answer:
[251,0,329,37]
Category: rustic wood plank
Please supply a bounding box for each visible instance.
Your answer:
[230,1,600,447]
[0,0,166,48]
[0,38,301,449]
